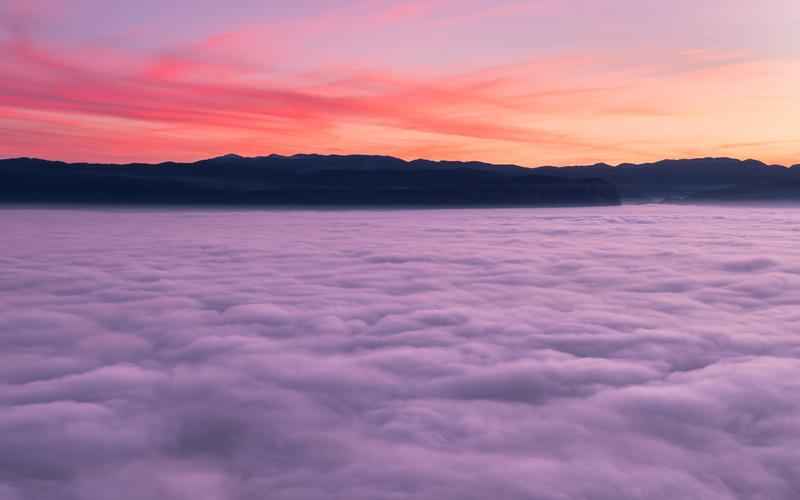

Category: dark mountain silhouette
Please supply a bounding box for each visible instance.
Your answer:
[534,158,800,201]
[0,155,620,207]
[2,154,798,206]
[679,179,800,202]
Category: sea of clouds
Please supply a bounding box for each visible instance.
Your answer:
[1,205,799,500]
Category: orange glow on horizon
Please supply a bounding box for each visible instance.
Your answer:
[1,0,798,166]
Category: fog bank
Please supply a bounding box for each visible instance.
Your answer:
[1,205,799,500]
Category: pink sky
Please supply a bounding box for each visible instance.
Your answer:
[1,0,799,165]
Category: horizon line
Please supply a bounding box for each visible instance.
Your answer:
[2,153,798,170]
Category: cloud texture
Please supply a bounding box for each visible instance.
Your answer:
[1,205,800,499]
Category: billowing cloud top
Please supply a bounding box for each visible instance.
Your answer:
[1,205,800,499]
[1,0,799,165]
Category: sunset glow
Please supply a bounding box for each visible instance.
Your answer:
[2,0,799,165]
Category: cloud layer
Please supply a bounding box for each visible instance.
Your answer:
[1,205,800,499]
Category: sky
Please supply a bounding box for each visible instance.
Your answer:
[1,0,799,165]
[2,206,800,499]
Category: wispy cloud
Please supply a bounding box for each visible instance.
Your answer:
[1,0,798,164]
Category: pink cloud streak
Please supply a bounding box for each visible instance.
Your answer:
[1,0,798,164]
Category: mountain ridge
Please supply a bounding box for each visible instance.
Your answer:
[2,154,799,204]
[0,155,620,207]
[2,154,794,169]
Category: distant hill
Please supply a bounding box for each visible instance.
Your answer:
[533,158,800,201]
[3,154,799,206]
[0,155,620,207]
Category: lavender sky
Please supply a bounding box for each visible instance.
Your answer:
[1,0,799,165]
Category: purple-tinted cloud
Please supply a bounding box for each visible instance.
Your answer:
[1,205,799,499]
